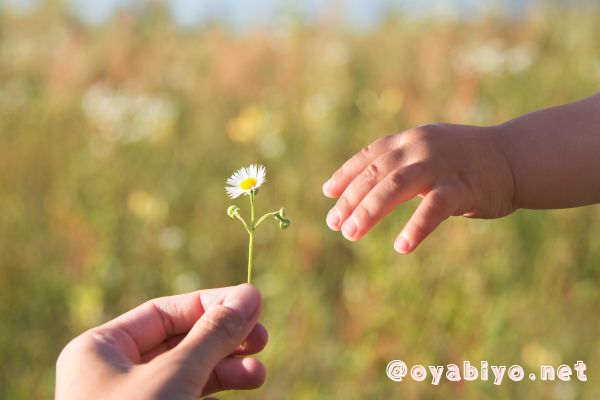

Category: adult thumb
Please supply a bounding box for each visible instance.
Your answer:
[168,284,262,387]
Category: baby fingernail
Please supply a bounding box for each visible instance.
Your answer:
[394,236,411,254]
[326,209,340,229]
[341,219,358,240]
[322,179,334,195]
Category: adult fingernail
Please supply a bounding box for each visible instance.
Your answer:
[326,209,340,229]
[341,219,358,240]
[322,179,334,195]
[394,235,411,254]
[222,284,261,319]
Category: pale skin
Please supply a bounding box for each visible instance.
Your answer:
[56,284,267,399]
[323,93,600,253]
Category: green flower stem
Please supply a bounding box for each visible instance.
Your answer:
[247,191,255,284]
[234,213,250,234]
[254,211,280,229]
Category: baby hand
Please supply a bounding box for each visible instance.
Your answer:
[323,123,516,253]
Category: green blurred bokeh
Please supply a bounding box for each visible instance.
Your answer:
[0,2,599,399]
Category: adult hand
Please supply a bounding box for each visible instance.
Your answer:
[56,284,267,399]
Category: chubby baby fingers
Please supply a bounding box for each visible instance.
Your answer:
[326,148,406,231]
[337,162,431,241]
[323,135,399,198]
[394,186,461,254]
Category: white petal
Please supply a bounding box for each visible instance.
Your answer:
[226,167,245,186]
[226,186,244,199]
[256,165,266,186]
[241,166,249,179]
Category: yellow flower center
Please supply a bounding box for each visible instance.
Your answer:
[240,177,257,191]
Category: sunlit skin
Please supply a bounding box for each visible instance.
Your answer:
[324,93,600,254]
[56,285,268,400]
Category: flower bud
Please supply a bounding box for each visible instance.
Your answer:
[279,218,290,230]
[278,207,287,218]
[227,205,240,219]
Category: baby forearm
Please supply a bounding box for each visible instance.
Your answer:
[496,93,600,210]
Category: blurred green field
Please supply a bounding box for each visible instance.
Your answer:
[1,2,600,399]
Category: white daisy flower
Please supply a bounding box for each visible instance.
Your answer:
[225,164,267,199]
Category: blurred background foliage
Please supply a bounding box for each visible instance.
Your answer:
[0,1,599,399]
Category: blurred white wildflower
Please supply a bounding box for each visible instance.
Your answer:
[159,226,185,251]
[81,83,177,143]
[258,132,285,159]
[454,40,535,76]
[304,92,335,122]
